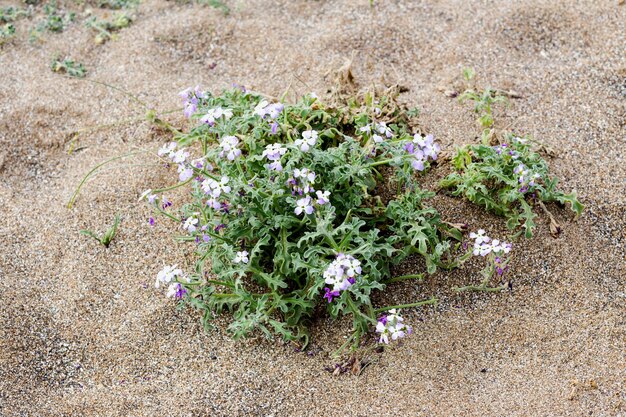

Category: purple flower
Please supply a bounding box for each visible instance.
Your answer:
[214,223,226,232]
[174,283,187,299]
[323,287,340,303]
[270,121,279,135]
[149,217,155,226]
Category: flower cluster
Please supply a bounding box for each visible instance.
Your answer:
[360,122,393,143]
[202,176,231,209]
[404,133,440,171]
[158,142,195,181]
[179,86,205,118]
[262,143,288,171]
[288,167,331,216]
[514,164,541,193]
[254,100,284,134]
[322,253,362,302]
[469,229,512,257]
[375,309,412,344]
[219,135,242,161]
[155,265,189,299]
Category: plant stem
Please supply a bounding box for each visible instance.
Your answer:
[374,297,437,313]
[384,273,424,284]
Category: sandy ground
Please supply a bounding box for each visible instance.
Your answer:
[0,0,625,415]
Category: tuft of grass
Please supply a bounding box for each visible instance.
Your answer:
[80,214,121,247]
[51,56,87,77]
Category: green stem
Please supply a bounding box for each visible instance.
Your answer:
[374,297,437,313]
[152,178,193,194]
[67,149,148,209]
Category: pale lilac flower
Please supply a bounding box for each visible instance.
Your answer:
[233,251,249,264]
[265,103,284,119]
[315,190,331,205]
[359,125,372,134]
[262,143,288,161]
[179,86,205,118]
[413,134,440,160]
[254,100,283,119]
[254,100,269,116]
[202,176,231,198]
[183,216,198,233]
[290,168,316,194]
[295,130,318,152]
[177,164,194,181]
[140,189,158,204]
[191,158,206,169]
[267,160,283,172]
[219,136,242,161]
[206,198,221,210]
[294,196,314,216]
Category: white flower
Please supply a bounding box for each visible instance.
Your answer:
[158,142,177,157]
[202,176,231,198]
[294,196,314,216]
[323,254,361,292]
[293,168,316,183]
[316,190,331,205]
[233,251,249,264]
[469,229,490,245]
[254,100,269,117]
[295,130,318,152]
[183,216,198,233]
[155,264,183,288]
[171,149,189,164]
[376,122,393,138]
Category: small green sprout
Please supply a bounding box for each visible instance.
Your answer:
[80,215,121,247]
[197,0,230,15]
[51,56,87,78]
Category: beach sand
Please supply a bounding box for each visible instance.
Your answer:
[0,0,624,415]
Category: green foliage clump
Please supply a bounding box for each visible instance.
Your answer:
[85,12,132,44]
[147,88,457,350]
[51,56,87,78]
[0,23,16,43]
[440,136,583,238]
[29,1,75,42]
[0,6,31,23]
[96,0,139,9]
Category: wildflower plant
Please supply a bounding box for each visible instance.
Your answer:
[85,12,133,44]
[440,136,583,238]
[51,56,87,78]
[456,229,513,291]
[144,87,456,351]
